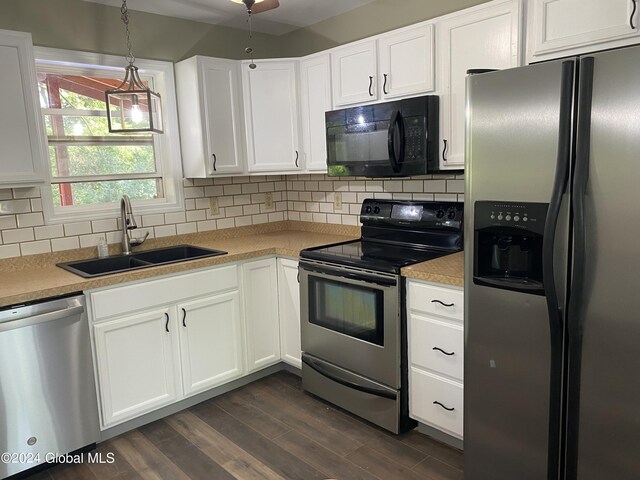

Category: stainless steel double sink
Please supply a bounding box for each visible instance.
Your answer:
[57,245,227,278]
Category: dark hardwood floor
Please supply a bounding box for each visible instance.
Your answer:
[25,371,463,480]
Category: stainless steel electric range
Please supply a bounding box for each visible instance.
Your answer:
[299,198,463,433]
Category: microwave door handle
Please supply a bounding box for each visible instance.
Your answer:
[387,109,404,173]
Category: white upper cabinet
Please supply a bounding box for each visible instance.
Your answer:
[528,0,640,62]
[242,60,301,172]
[378,24,435,99]
[331,27,435,107]
[0,30,48,187]
[331,40,378,106]
[176,56,245,177]
[437,0,522,170]
[299,53,331,172]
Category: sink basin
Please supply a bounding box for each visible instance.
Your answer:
[57,244,227,278]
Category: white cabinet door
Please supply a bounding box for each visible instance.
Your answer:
[177,292,243,397]
[331,40,378,106]
[93,307,180,428]
[176,56,244,177]
[0,29,47,187]
[299,54,331,172]
[529,0,640,61]
[242,258,281,372]
[437,0,521,170]
[378,24,435,99]
[242,60,301,172]
[277,258,301,368]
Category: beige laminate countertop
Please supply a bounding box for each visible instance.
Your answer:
[0,221,465,308]
[401,251,464,287]
[0,222,357,308]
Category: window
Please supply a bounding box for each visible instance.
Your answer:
[34,48,183,223]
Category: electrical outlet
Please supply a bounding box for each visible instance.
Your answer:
[265,192,274,210]
[209,197,219,216]
[334,192,342,210]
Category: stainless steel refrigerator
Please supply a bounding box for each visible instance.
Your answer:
[464,45,640,480]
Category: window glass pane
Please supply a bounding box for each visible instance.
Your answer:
[53,179,162,207]
[48,145,156,177]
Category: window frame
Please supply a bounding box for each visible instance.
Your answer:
[34,47,184,224]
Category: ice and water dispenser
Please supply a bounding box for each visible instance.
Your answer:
[473,201,548,295]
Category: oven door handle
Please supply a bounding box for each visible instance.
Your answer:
[299,263,397,287]
[302,355,397,400]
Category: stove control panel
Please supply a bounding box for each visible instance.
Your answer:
[360,199,463,230]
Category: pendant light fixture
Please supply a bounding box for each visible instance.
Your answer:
[232,0,264,69]
[105,0,163,133]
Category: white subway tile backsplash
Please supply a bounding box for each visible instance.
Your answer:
[64,222,92,236]
[35,224,64,240]
[79,233,106,248]
[51,236,80,252]
[16,212,44,228]
[1,173,464,258]
[154,224,177,238]
[3,228,35,244]
[0,216,17,230]
[20,240,51,256]
[92,218,117,233]
[176,222,197,235]
[142,214,165,227]
[216,218,235,229]
[0,199,31,214]
[164,212,187,224]
[0,244,21,259]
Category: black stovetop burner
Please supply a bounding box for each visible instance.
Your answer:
[300,199,464,274]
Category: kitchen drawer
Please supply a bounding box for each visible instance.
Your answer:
[410,313,463,381]
[410,367,463,438]
[90,265,238,321]
[408,281,463,321]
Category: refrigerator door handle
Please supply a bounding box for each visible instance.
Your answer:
[542,59,575,480]
[564,56,595,480]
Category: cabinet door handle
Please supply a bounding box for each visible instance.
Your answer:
[433,401,455,412]
[432,346,455,356]
[181,308,187,327]
[442,139,448,161]
[383,73,389,95]
[368,75,374,96]
[631,0,637,29]
[295,150,299,168]
[164,313,170,333]
[212,153,217,172]
[431,299,455,307]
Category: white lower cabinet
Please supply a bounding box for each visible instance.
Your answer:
[407,279,464,440]
[277,258,301,368]
[177,292,243,397]
[93,307,180,428]
[241,258,281,373]
[88,265,242,429]
[87,256,307,430]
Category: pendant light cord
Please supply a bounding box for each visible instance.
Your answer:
[120,0,135,66]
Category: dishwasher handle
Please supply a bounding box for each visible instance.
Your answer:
[0,302,84,332]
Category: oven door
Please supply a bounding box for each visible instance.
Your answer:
[299,260,400,388]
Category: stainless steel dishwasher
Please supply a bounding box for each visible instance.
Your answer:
[0,294,100,479]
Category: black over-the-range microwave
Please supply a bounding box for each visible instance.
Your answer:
[325,95,439,177]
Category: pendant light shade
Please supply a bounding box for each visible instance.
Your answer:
[106,0,163,134]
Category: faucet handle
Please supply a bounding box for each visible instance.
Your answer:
[129,231,149,246]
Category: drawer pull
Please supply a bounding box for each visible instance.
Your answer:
[431,299,455,307]
[432,346,455,356]
[433,400,455,412]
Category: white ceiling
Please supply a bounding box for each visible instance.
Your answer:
[81,0,377,35]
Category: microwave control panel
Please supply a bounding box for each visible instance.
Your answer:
[404,118,426,160]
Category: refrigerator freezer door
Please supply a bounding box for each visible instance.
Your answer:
[566,45,640,480]
[465,60,573,480]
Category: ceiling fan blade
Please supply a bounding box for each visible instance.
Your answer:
[251,0,279,14]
